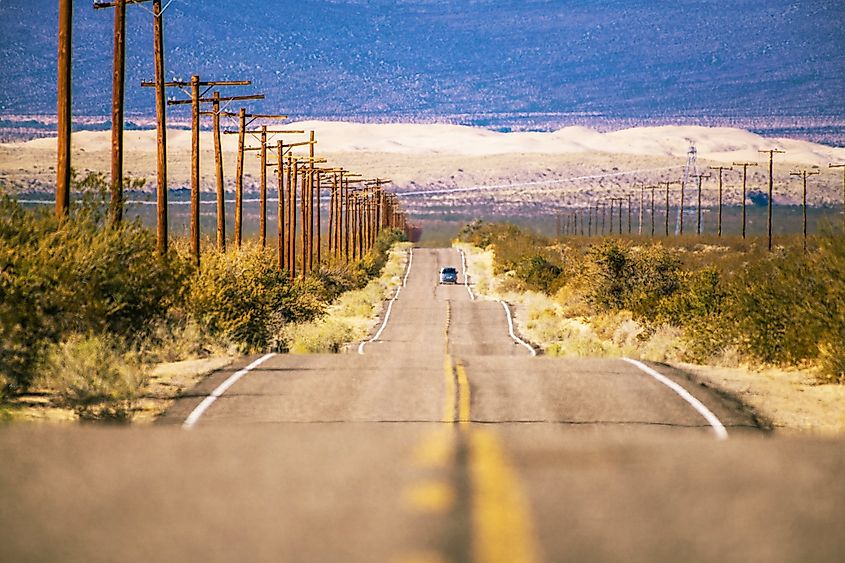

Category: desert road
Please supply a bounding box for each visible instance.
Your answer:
[1,248,844,563]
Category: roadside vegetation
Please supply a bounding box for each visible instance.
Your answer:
[457,220,845,385]
[0,174,405,421]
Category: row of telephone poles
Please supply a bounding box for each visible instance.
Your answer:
[55,1,407,276]
[557,149,845,252]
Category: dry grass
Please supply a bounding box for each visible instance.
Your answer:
[676,362,845,436]
[3,355,234,424]
[282,243,412,353]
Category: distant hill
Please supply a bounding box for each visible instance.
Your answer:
[1,0,844,127]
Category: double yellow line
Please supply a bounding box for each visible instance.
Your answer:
[442,354,471,425]
[439,300,541,563]
[443,300,471,425]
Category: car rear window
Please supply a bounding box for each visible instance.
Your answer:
[442,268,457,274]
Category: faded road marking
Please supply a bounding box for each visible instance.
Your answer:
[623,358,729,440]
[404,480,456,514]
[412,429,456,469]
[182,353,276,429]
[391,551,448,563]
[469,428,542,563]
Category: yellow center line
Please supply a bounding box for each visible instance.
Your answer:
[456,363,471,426]
[469,428,542,563]
[443,354,456,424]
[425,291,542,563]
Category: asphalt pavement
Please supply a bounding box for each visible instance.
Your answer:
[1,248,843,563]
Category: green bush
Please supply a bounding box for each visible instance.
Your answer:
[0,194,187,392]
[813,235,845,383]
[722,251,823,365]
[586,241,637,311]
[515,254,564,293]
[185,245,326,353]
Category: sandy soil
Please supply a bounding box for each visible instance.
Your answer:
[675,362,845,436]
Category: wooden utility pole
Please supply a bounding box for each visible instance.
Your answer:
[288,155,297,277]
[830,163,845,235]
[645,186,660,237]
[691,174,711,236]
[236,109,247,247]
[190,76,200,262]
[587,204,593,237]
[165,79,259,265]
[658,181,679,237]
[790,169,819,252]
[627,194,633,234]
[211,92,225,249]
[95,0,154,224]
[708,167,733,237]
[138,0,172,251]
[308,131,316,274]
[637,182,645,235]
[759,149,785,251]
[276,141,285,268]
[56,0,72,218]
[733,162,758,239]
[109,0,126,224]
[609,197,625,234]
[152,0,167,252]
[596,202,604,236]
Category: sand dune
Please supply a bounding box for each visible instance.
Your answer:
[4,122,845,212]
[12,121,845,165]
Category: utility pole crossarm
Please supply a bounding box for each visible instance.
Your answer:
[225,129,305,135]
[171,94,265,106]
[220,113,289,119]
[141,80,252,87]
[94,0,150,8]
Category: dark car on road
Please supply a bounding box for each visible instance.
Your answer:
[439,267,458,284]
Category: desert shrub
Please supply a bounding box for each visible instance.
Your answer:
[186,245,324,353]
[514,254,564,293]
[460,221,845,380]
[721,250,823,365]
[586,241,636,311]
[0,194,187,391]
[45,334,146,421]
[626,245,682,320]
[808,234,845,383]
[146,316,231,363]
[285,318,355,353]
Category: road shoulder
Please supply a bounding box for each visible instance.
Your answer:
[670,361,845,436]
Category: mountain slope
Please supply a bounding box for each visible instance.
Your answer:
[1,0,843,123]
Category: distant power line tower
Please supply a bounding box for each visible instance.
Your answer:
[676,143,699,234]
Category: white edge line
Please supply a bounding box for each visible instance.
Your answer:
[182,352,276,430]
[499,300,536,356]
[622,358,729,441]
[358,248,414,355]
[403,247,414,287]
[459,248,475,301]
